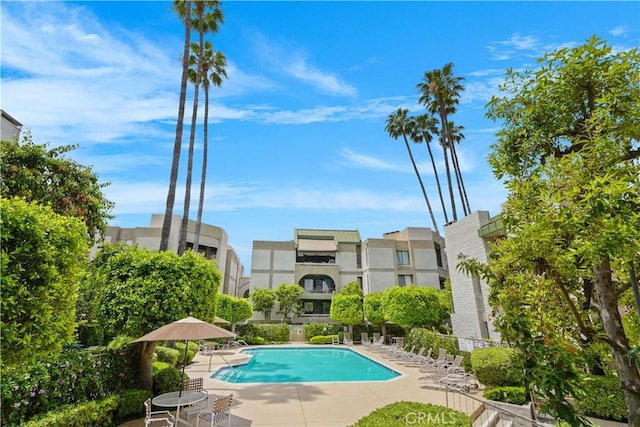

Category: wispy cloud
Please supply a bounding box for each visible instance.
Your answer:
[487,33,544,61]
[337,148,408,172]
[252,32,357,97]
[609,26,628,37]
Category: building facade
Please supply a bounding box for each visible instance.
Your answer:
[96,214,246,297]
[250,227,448,323]
[444,211,503,341]
[1,110,22,141]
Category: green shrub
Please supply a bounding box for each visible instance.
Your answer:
[114,389,153,423]
[244,336,266,345]
[21,395,119,427]
[309,335,334,344]
[471,347,523,387]
[484,386,527,405]
[174,342,198,365]
[302,323,342,341]
[76,321,104,347]
[575,375,627,422]
[106,335,134,350]
[236,323,290,343]
[349,401,472,426]
[1,348,138,426]
[153,366,188,396]
[152,361,172,376]
[155,346,181,365]
[405,328,458,359]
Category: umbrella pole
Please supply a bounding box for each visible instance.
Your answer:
[179,339,188,397]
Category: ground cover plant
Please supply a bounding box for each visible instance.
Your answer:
[350,401,472,427]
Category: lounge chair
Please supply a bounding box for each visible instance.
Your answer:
[360,332,370,346]
[332,335,340,345]
[196,394,233,427]
[343,333,354,346]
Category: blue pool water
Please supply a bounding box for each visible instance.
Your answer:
[210,347,401,384]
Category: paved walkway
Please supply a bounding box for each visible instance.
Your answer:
[120,343,480,426]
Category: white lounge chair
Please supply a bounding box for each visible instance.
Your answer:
[196,394,233,427]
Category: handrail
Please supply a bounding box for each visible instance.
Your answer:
[444,384,552,427]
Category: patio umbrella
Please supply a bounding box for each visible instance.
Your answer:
[214,316,230,324]
[134,316,236,395]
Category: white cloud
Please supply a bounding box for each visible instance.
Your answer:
[487,33,544,61]
[337,148,408,172]
[609,26,628,37]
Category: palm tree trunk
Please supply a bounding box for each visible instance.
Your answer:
[449,141,470,216]
[193,83,209,252]
[160,0,191,251]
[178,4,205,255]
[402,134,439,234]
[424,138,449,224]
[439,109,457,222]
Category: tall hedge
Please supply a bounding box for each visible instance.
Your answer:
[471,346,524,387]
[1,197,89,365]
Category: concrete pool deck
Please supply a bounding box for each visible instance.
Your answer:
[120,343,482,426]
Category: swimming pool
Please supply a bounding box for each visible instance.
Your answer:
[210,347,401,384]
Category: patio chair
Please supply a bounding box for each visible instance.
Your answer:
[343,332,354,346]
[180,377,209,419]
[360,332,370,346]
[332,335,340,345]
[196,393,233,427]
[144,398,175,427]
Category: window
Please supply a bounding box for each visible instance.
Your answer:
[301,300,331,315]
[435,243,443,268]
[398,275,413,286]
[396,250,410,266]
[356,245,362,268]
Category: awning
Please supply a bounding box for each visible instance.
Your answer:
[298,238,337,252]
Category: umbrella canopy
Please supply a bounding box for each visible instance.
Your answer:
[133,316,236,342]
[214,316,231,325]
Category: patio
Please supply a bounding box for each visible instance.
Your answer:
[119,343,478,426]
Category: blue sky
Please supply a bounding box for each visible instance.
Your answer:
[2,1,639,270]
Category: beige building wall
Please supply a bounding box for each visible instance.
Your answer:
[94,214,245,297]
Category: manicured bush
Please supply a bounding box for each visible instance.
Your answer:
[236,323,290,343]
[107,335,134,350]
[244,336,266,345]
[174,341,198,365]
[303,323,342,341]
[309,335,334,344]
[484,386,528,405]
[349,401,472,426]
[114,389,153,424]
[574,375,627,422]
[21,395,119,427]
[152,366,188,396]
[471,347,523,387]
[155,346,181,366]
[152,361,172,376]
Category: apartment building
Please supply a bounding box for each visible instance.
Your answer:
[1,110,22,141]
[250,227,448,323]
[444,211,503,341]
[96,214,245,297]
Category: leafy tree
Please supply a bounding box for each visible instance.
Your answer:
[275,283,303,323]
[417,62,470,219]
[385,108,439,234]
[160,0,192,251]
[364,292,387,336]
[92,244,221,390]
[330,282,364,334]
[383,285,442,327]
[0,134,114,239]
[1,197,89,365]
[463,36,640,425]
[193,40,227,251]
[216,293,252,332]
[251,287,276,321]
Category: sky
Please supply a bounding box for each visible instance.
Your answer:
[2,1,639,270]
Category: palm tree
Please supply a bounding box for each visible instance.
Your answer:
[160,0,192,251]
[177,0,224,254]
[385,108,439,234]
[444,121,471,216]
[409,114,449,224]
[193,41,227,252]
[417,62,470,221]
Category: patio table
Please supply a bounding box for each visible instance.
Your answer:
[152,390,207,426]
